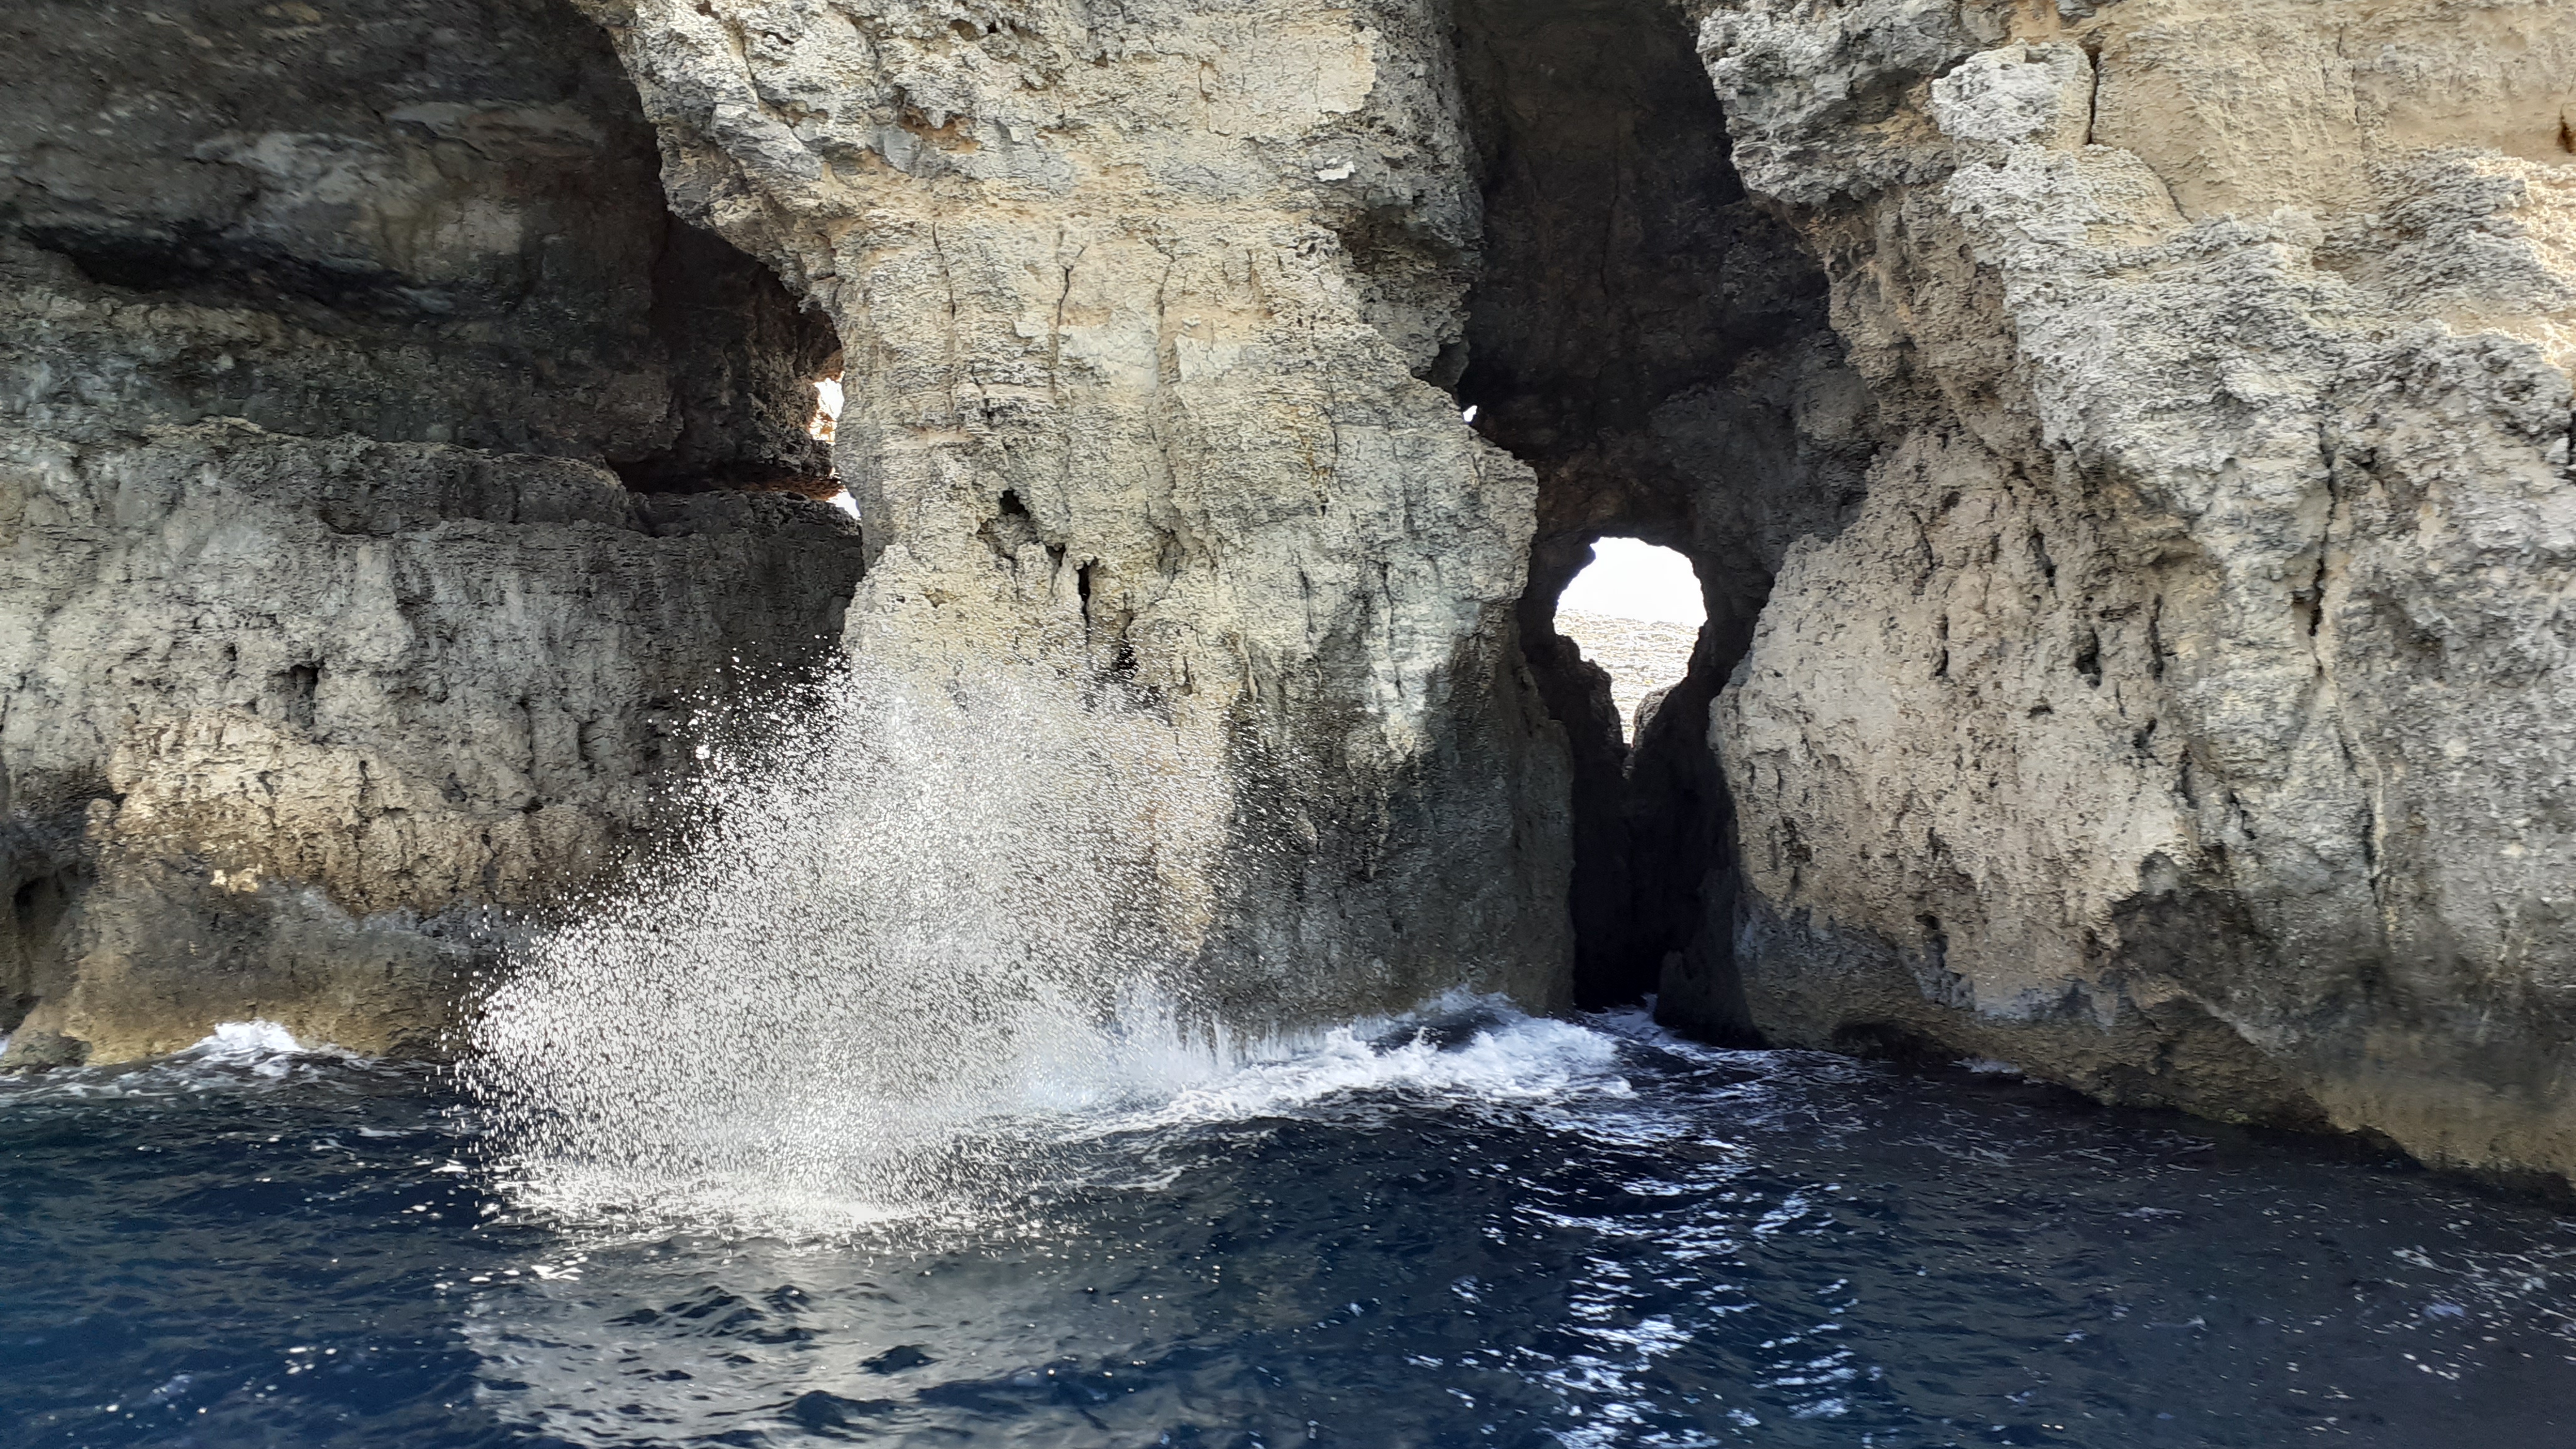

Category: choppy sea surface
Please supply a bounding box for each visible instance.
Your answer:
[6,1008,2574,1448]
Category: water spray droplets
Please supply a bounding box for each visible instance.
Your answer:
[469,653,1245,1237]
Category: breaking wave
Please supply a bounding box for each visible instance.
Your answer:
[465,652,1588,1239]
[0,1019,363,1100]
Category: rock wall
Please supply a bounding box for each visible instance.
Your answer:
[18,0,2574,1198]
[1687,0,2576,1183]
[573,0,1576,1023]
[0,0,865,1065]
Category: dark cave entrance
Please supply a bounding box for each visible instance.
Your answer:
[1522,527,1745,1017]
[608,218,849,504]
[7,0,851,515]
[1450,0,1850,1027]
[1515,519,1755,1018]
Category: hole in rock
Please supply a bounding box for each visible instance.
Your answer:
[1450,0,1854,1027]
[1517,528,1744,1017]
[808,376,842,444]
[608,220,846,504]
[1551,537,1706,744]
[2,867,79,1034]
[15,0,852,513]
[809,374,861,519]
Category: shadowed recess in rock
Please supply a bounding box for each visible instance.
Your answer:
[1,0,835,490]
[1451,0,1868,1018]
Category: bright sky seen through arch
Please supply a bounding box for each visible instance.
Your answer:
[1556,537,1705,626]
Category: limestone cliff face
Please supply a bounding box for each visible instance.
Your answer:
[17,0,2576,1198]
[1686,0,2576,1181]
[573,0,1574,1022]
[0,0,865,1064]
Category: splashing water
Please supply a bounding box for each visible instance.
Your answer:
[19,1009,2576,1448]
[467,654,1262,1236]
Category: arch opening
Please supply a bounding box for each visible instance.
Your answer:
[1516,525,1747,1017]
[1449,0,1863,1027]
[809,374,861,520]
[607,219,845,503]
[808,375,843,444]
[1551,537,1706,745]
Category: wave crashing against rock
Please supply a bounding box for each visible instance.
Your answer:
[466,653,1257,1232]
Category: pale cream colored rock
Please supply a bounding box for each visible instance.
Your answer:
[1694,0,2576,1181]
[575,0,1573,1023]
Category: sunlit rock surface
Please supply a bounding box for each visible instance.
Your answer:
[11,0,2576,1199]
[1688,0,2576,1183]
[572,0,1576,1026]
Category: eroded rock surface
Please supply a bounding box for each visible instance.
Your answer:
[1689,0,2576,1181]
[14,0,2575,1200]
[573,0,1576,1023]
[1,0,864,1064]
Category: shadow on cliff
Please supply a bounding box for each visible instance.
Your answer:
[1448,0,1868,1028]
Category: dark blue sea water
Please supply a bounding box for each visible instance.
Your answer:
[6,1010,2574,1448]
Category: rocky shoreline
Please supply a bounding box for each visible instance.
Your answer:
[6,0,2574,1189]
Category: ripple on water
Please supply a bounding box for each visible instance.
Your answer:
[6,1008,2576,1448]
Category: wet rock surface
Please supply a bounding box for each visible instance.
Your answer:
[0,1027,87,1073]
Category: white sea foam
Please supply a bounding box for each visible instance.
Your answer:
[1103,1008,1629,1134]
[486,985,1635,1238]
[188,1020,324,1070]
[0,1018,359,1099]
[463,642,1659,1239]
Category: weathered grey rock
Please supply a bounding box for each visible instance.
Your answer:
[1687,0,2576,1183]
[19,0,2575,1207]
[1,0,865,1061]
[0,1027,88,1073]
[573,0,1576,1023]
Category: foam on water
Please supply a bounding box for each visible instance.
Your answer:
[16,1008,2576,1447]
[1101,1006,1630,1135]
[0,1019,362,1101]
[190,1020,317,1066]
[484,987,1637,1241]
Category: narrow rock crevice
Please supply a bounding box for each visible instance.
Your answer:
[1451,0,1870,1023]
